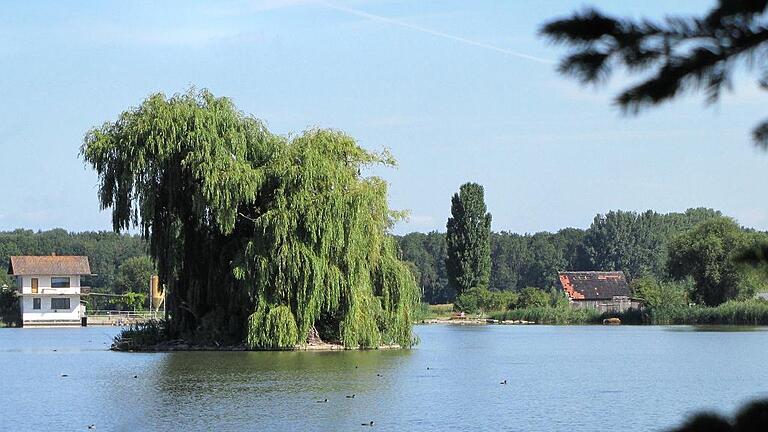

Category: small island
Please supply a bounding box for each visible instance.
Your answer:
[81,90,419,351]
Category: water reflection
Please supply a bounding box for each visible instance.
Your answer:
[3,325,768,431]
[141,349,415,430]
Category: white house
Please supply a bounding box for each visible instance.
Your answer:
[8,255,91,326]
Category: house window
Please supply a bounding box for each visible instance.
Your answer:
[51,277,70,288]
[51,298,70,310]
[33,298,41,310]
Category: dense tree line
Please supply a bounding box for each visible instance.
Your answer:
[398,207,730,304]
[0,207,757,310]
[0,229,149,298]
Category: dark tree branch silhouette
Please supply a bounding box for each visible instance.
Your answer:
[540,1,768,146]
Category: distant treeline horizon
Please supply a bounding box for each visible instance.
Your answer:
[395,207,762,303]
[1,207,758,305]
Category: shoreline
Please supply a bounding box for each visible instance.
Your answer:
[110,338,403,353]
[108,320,768,352]
[419,318,536,325]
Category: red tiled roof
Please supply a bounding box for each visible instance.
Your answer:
[557,271,630,301]
[8,256,91,276]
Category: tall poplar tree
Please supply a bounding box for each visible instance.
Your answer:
[445,183,492,295]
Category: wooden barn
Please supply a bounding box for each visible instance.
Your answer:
[557,271,642,313]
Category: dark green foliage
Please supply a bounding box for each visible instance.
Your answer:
[488,232,528,292]
[114,256,154,295]
[667,217,763,306]
[109,292,148,311]
[669,413,732,432]
[733,399,768,432]
[399,207,723,303]
[454,287,518,314]
[397,232,453,303]
[107,255,155,311]
[112,320,168,351]
[82,89,418,349]
[517,287,550,309]
[540,2,768,147]
[523,233,566,289]
[630,276,689,309]
[446,183,492,294]
[667,398,768,432]
[0,288,21,327]
[489,229,583,291]
[580,209,722,280]
[548,287,570,308]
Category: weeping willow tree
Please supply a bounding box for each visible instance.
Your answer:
[81,89,418,349]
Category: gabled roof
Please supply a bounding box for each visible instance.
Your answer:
[7,256,91,276]
[558,271,630,301]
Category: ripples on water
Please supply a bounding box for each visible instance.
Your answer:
[1,325,767,431]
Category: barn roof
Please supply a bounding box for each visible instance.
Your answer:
[7,256,91,276]
[557,271,630,301]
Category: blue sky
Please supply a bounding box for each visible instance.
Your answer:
[1,0,766,235]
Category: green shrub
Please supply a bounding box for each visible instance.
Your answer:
[454,288,519,314]
[113,320,168,350]
[631,276,689,309]
[517,287,549,308]
[454,288,484,313]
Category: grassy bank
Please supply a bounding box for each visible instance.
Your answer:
[489,306,603,324]
[413,303,454,321]
[118,301,768,348]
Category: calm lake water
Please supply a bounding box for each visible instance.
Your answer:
[2,325,768,431]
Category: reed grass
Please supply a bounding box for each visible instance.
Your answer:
[488,300,768,326]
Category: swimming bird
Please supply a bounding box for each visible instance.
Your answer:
[87,425,96,429]
[376,373,383,377]
[316,398,328,403]
[346,394,355,399]
[500,379,507,385]
[61,374,68,377]
[362,421,374,426]
[426,367,430,370]
[133,375,138,379]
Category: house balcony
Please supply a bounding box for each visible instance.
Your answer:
[23,287,89,296]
